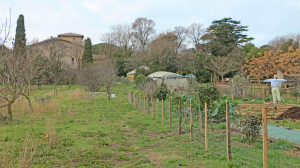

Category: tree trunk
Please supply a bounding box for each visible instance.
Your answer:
[107,86,111,101]
[23,94,33,113]
[8,103,12,122]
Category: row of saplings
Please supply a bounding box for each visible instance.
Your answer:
[134,80,262,145]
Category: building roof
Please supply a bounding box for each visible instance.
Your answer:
[29,38,83,47]
[58,33,84,38]
[126,65,150,75]
[148,71,184,79]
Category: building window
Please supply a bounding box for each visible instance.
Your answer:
[71,58,74,63]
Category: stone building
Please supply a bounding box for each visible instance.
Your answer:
[28,33,84,69]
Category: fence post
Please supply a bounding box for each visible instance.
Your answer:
[133,94,135,107]
[231,88,234,102]
[169,97,172,130]
[179,98,182,135]
[205,102,208,151]
[226,102,232,161]
[151,97,154,117]
[162,99,164,126]
[262,108,268,168]
[156,99,159,120]
[144,96,146,113]
[198,101,202,132]
[128,90,131,103]
[190,99,193,140]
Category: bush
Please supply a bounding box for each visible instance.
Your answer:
[197,83,220,104]
[153,82,170,100]
[135,74,146,86]
[291,86,300,97]
[241,114,262,144]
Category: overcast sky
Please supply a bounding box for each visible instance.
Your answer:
[1,0,300,47]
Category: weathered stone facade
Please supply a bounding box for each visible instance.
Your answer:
[28,33,84,69]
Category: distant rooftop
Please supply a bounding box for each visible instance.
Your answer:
[58,33,84,38]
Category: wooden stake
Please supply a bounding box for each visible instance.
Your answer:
[162,99,164,126]
[298,96,299,103]
[128,90,131,103]
[262,108,268,168]
[156,99,159,120]
[144,96,146,113]
[133,94,136,107]
[231,88,234,102]
[205,102,208,151]
[169,97,172,130]
[226,102,232,161]
[151,97,154,117]
[198,101,202,132]
[179,98,182,135]
[190,99,193,140]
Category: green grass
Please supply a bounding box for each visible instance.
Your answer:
[0,84,299,167]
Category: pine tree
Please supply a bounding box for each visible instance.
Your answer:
[82,38,93,64]
[14,14,26,57]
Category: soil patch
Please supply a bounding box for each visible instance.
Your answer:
[276,107,300,120]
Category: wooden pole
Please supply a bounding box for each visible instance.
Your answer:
[288,89,290,103]
[128,90,131,103]
[144,96,146,113]
[151,97,154,117]
[199,101,202,132]
[179,98,182,135]
[134,94,136,107]
[190,99,193,140]
[298,96,299,103]
[231,88,234,102]
[162,99,164,126]
[156,99,159,120]
[262,108,268,168]
[205,102,208,151]
[169,97,172,130]
[226,102,232,161]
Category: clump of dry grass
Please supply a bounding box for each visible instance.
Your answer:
[18,133,37,168]
[45,120,57,147]
[0,133,37,168]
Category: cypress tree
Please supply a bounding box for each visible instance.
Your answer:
[82,38,93,64]
[14,14,26,57]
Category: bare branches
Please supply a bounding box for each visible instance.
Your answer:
[132,17,156,50]
[0,8,12,45]
[186,23,205,52]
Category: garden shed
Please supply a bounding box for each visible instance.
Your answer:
[147,71,189,91]
[126,65,149,82]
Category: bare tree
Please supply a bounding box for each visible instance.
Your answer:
[186,23,205,51]
[204,55,240,81]
[174,26,187,54]
[78,64,104,92]
[100,32,117,58]
[132,17,156,50]
[112,24,133,57]
[0,43,32,121]
[0,10,34,121]
[100,59,117,101]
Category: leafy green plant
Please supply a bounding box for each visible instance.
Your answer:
[212,95,237,120]
[241,114,262,144]
[153,82,170,100]
[291,86,300,98]
[197,83,220,104]
[134,74,146,86]
[270,139,293,150]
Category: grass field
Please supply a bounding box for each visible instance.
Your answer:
[0,84,299,167]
